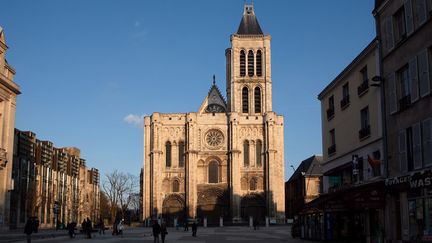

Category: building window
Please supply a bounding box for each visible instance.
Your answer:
[250,177,257,190]
[172,180,179,192]
[208,161,219,183]
[423,119,432,167]
[240,50,246,77]
[242,87,249,113]
[341,83,350,108]
[399,65,411,111]
[256,50,262,76]
[254,87,261,113]
[394,7,407,43]
[328,129,336,155]
[256,140,262,167]
[327,95,335,120]
[178,141,185,167]
[165,141,172,168]
[244,140,250,167]
[359,106,370,140]
[358,66,369,96]
[248,50,254,77]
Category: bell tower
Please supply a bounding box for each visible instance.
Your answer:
[226,3,272,115]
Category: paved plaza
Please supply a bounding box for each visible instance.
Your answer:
[2,226,318,243]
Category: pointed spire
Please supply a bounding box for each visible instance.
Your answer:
[213,74,216,85]
[237,1,263,35]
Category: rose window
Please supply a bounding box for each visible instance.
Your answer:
[205,129,224,148]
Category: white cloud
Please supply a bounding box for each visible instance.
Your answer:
[123,114,145,128]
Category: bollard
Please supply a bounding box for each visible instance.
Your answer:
[249,216,253,228]
[219,217,223,227]
[265,216,269,227]
[174,218,177,229]
[204,217,207,228]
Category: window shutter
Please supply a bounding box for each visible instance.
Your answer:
[385,16,395,51]
[423,118,432,167]
[413,123,422,169]
[399,130,408,173]
[418,49,431,97]
[417,0,428,26]
[405,0,414,35]
[388,73,397,114]
[410,56,419,102]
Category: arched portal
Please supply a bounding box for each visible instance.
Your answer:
[197,187,229,225]
[241,193,266,222]
[162,194,185,226]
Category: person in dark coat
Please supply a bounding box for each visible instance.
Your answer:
[67,222,75,238]
[152,221,161,243]
[24,218,34,243]
[86,217,92,239]
[192,221,197,237]
[160,221,168,243]
[99,218,105,235]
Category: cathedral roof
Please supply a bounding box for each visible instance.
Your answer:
[236,4,263,35]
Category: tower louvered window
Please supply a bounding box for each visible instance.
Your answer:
[254,87,261,113]
[178,141,185,167]
[242,87,249,113]
[256,50,262,76]
[248,50,254,77]
[244,140,250,167]
[165,141,171,168]
[256,140,262,167]
[240,50,246,77]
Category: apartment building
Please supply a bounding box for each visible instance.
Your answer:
[307,39,385,242]
[374,0,432,241]
[0,27,21,230]
[10,129,100,228]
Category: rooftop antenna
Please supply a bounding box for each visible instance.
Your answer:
[213,74,216,85]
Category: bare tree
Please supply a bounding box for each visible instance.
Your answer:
[102,170,138,223]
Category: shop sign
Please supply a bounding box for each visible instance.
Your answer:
[385,169,432,189]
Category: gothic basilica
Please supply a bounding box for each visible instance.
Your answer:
[142,4,285,224]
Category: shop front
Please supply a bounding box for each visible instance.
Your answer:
[385,169,432,241]
[300,180,385,242]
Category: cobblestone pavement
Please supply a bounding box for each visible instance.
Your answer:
[4,226,320,243]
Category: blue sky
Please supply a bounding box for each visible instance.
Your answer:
[1,0,375,181]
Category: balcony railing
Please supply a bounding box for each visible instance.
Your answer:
[326,108,335,120]
[359,125,371,140]
[340,95,350,109]
[357,80,369,97]
[399,95,411,111]
[0,148,7,169]
[328,144,336,156]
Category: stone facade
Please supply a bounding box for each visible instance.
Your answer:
[142,4,285,225]
[0,27,21,230]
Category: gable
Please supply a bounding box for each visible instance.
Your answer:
[198,84,227,113]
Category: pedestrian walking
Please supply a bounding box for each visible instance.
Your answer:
[67,222,76,238]
[161,221,168,243]
[86,217,92,239]
[192,221,197,237]
[183,219,189,231]
[99,218,105,235]
[118,219,124,238]
[152,220,161,243]
[24,218,33,243]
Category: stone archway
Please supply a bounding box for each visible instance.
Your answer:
[197,186,229,225]
[162,194,185,226]
[241,193,265,222]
